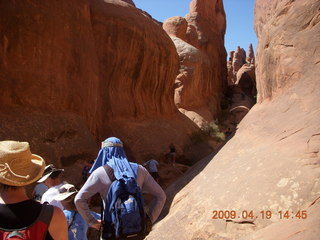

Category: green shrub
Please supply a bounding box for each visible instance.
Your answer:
[190,121,226,144]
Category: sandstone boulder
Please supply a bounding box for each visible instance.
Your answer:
[163,0,227,127]
[170,35,215,127]
[163,16,188,40]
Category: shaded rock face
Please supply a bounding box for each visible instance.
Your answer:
[163,0,227,127]
[148,0,320,239]
[0,0,200,168]
[0,0,100,128]
[0,107,98,187]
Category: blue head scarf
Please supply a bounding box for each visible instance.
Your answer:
[89,137,138,179]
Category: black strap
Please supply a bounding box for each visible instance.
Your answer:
[39,204,54,226]
[68,212,77,229]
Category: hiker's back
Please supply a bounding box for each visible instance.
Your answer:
[102,164,146,240]
[0,202,53,240]
[75,137,166,240]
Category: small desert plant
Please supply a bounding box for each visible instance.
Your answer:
[190,121,226,144]
[202,121,226,142]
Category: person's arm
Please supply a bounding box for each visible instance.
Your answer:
[140,167,166,223]
[48,206,68,240]
[89,211,102,229]
[75,168,108,228]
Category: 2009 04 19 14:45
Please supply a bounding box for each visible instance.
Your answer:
[212,210,307,220]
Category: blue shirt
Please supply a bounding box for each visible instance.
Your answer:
[33,183,48,201]
[64,210,100,240]
[144,159,159,173]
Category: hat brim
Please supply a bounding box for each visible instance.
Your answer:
[37,169,64,183]
[0,154,45,187]
[53,191,77,201]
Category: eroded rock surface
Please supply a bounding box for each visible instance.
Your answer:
[148,0,320,239]
[163,0,227,127]
[0,0,201,167]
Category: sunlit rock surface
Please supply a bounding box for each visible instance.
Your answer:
[148,0,320,239]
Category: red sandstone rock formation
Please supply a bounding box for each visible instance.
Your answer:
[228,44,255,85]
[163,16,188,40]
[163,0,227,127]
[232,46,246,73]
[227,44,256,124]
[246,43,255,64]
[148,0,320,239]
[0,0,202,170]
[120,0,135,7]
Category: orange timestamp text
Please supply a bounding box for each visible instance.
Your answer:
[212,210,307,220]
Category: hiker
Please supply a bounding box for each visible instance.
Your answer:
[54,183,100,240]
[143,159,160,183]
[32,182,48,201]
[169,143,176,165]
[38,163,65,209]
[81,160,94,183]
[75,137,166,239]
[0,140,68,240]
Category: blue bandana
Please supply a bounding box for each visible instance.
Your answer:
[89,137,137,179]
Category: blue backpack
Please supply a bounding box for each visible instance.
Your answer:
[102,165,146,239]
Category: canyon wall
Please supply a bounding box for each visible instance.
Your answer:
[148,0,320,239]
[0,0,207,172]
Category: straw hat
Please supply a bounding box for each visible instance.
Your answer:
[37,164,64,183]
[53,183,78,201]
[0,141,45,186]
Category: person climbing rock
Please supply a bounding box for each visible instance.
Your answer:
[143,159,160,183]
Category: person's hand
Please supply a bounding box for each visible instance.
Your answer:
[91,220,102,231]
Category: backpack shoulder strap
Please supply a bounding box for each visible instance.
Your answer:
[68,212,77,230]
[103,164,116,181]
[38,204,54,225]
